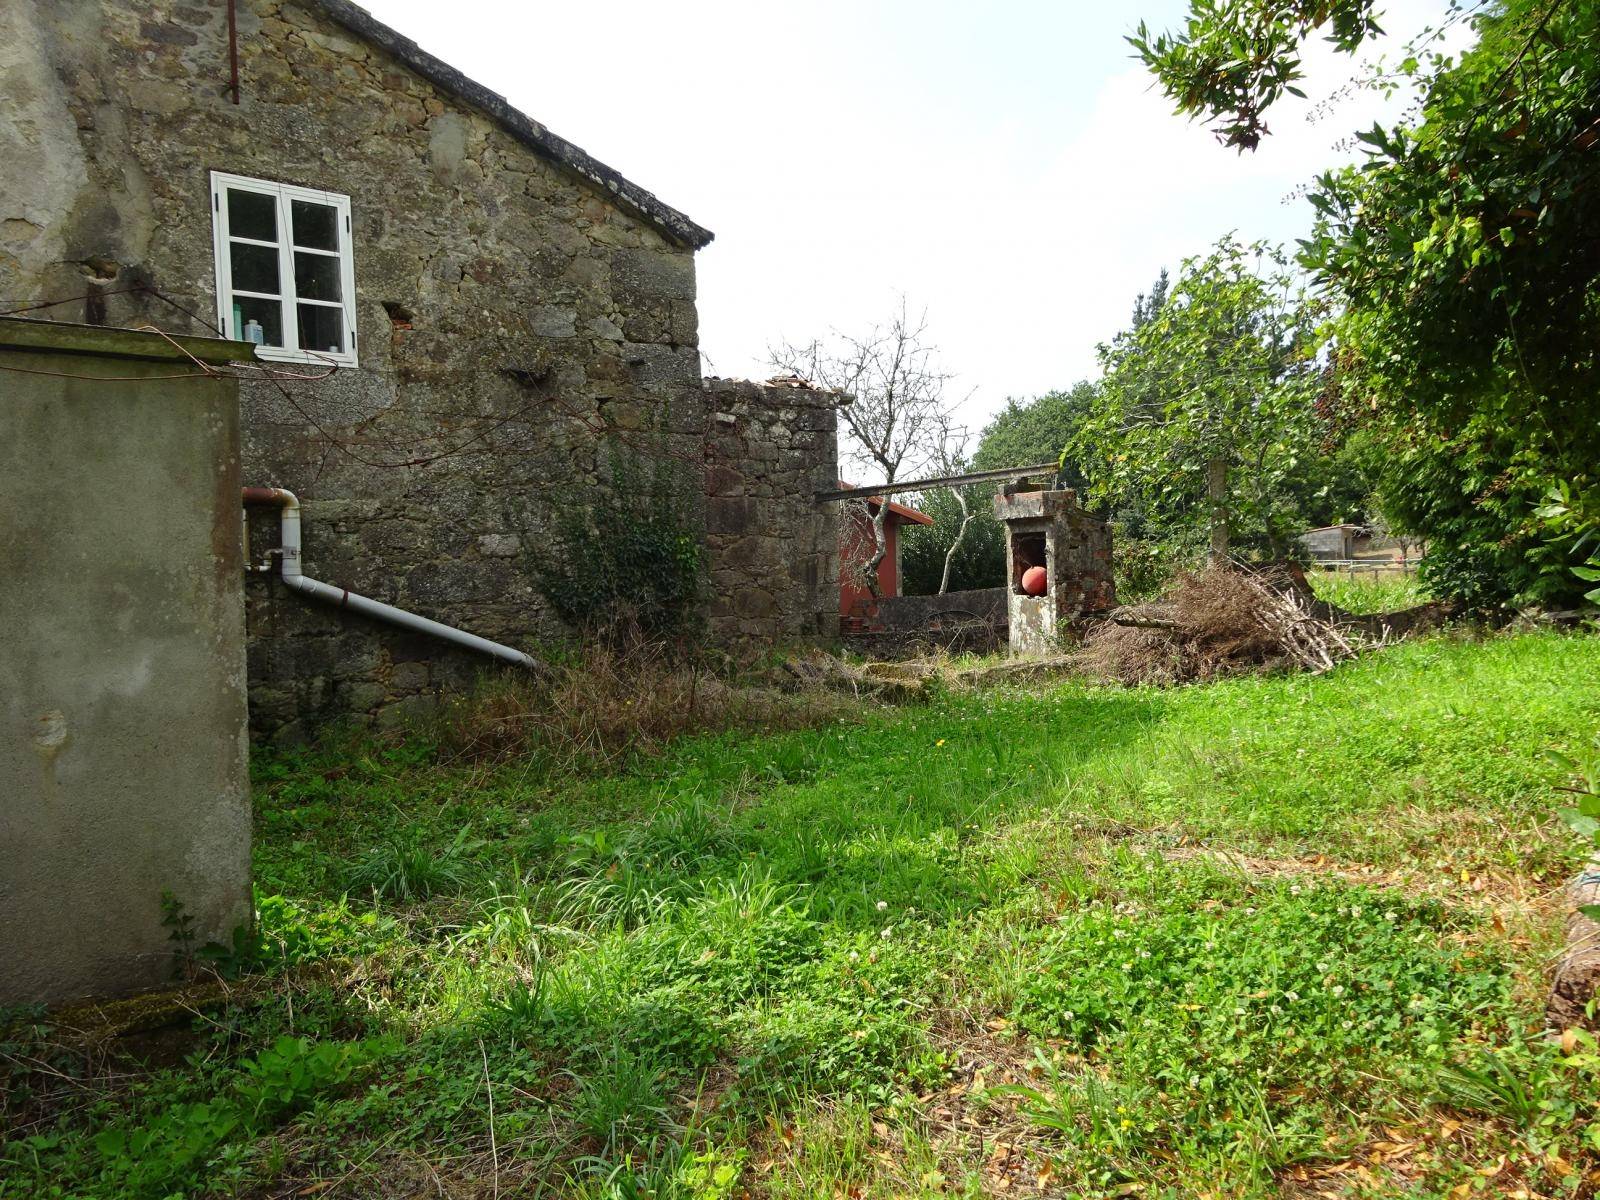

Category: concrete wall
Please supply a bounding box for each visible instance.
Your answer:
[0,318,253,1005]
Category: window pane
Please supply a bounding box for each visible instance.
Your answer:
[291,200,339,251]
[227,189,277,241]
[234,295,284,347]
[297,304,345,355]
[229,242,280,295]
[294,251,342,302]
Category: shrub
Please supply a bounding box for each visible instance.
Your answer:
[1077,565,1291,685]
[92,1036,391,1197]
[530,442,703,641]
[563,1043,680,1157]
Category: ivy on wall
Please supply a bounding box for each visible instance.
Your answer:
[529,438,703,641]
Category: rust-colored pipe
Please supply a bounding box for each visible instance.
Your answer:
[226,0,240,104]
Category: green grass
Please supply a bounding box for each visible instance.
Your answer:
[4,631,1599,1199]
[1308,566,1430,614]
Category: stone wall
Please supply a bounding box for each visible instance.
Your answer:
[0,320,252,1004]
[872,587,1008,630]
[844,587,1008,657]
[5,0,713,739]
[704,379,843,646]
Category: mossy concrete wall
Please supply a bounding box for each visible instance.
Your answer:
[0,318,253,1005]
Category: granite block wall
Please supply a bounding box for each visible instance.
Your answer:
[5,1,848,738]
[703,379,843,646]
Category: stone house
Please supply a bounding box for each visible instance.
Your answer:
[4,0,841,739]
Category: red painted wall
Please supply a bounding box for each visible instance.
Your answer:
[840,506,903,619]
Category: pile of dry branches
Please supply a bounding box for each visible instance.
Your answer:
[1078,564,1378,685]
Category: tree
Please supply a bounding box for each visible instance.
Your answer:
[924,414,983,595]
[900,486,1007,594]
[1129,268,1171,329]
[1134,0,1600,606]
[770,299,958,597]
[1130,0,1384,150]
[1303,0,1600,606]
[971,381,1099,486]
[1073,237,1322,564]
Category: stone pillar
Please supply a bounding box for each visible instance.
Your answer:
[994,487,1115,654]
[703,378,844,646]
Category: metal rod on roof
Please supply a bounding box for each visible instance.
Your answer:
[815,463,1060,504]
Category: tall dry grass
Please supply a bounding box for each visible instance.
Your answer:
[433,635,852,770]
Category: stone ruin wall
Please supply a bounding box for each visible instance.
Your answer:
[703,379,843,646]
[996,489,1116,654]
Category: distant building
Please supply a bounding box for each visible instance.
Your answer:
[1298,523,1424,565]
[1298,524,1361,561]
[839,488,933,624]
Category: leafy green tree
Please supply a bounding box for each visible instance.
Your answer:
[1134,0,1600,606]
[1130,0,1383,150]
[1303,0,1600,606]
[1074,237,1323,564]
[1129,268,1171,329]
[971,381,1099,488]
[900,485,1007,595]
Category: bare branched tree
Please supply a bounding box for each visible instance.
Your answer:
[770,298,956,597]
[927,413,979,596]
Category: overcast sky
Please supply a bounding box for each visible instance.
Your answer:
[361,0,1465,433]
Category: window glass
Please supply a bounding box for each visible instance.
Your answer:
[227,189,277,241]
[291,200,339,251]
[230,242,280,295]
[293,252,342,302]
[297,304,345,355]
[235,295,285,347]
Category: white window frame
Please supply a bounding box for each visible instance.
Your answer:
[209,171,358,368]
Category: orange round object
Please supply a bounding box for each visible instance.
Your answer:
[1021,565,1048,595]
